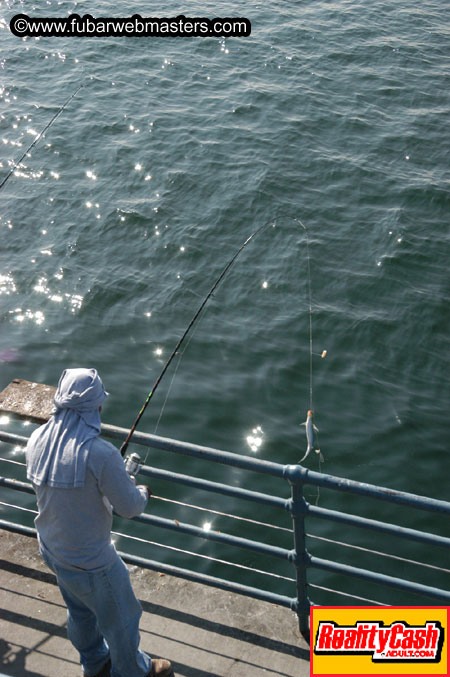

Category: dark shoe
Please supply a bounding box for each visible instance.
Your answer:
[83,658,111,677]
[148,658,173,676]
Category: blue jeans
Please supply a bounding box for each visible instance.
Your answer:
[41,548,152,677]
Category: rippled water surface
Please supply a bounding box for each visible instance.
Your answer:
[1,0,449,605]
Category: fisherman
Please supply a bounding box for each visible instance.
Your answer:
[25,368,173,677]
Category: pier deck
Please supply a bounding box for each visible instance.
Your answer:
[0,531,309,676]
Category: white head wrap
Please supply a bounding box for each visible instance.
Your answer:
[26,368,108,488]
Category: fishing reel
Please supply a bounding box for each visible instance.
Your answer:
[124,452,143,477]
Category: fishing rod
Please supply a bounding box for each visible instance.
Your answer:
[0,83,84,191]
[120,221,270,460]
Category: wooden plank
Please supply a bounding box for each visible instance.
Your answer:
[0,379,56,424]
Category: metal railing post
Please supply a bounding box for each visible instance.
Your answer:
[286,465,310,641]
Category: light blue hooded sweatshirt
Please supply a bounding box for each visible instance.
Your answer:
[26,368,147,571]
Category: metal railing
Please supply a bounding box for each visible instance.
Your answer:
[1,422,450,639]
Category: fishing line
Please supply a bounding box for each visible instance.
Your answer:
[0,82,84,191]
[112,530,295,581]
[120,221,271,457]
[151,357,182,439]
[276,215,323,499]
[151,308,206,437]
[308,584,390,607]
[294,218,314,411]
[299,221,323,502]
[151,495,293,532]
[307,533,450,574]
[149,311,207,462]
[276,215,317,414]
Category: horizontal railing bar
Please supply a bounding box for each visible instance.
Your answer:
[119,551,297,611]
[0,457,26,467]
[285,465,450,515]
[308,503,450,549]
[152,495,293,532]
[0,477,292,561]
[307,532,450,574]
[113,530,296,582]
[0,505,294,581]
[307,554,450,603]
[0,501,37,514]
[0,518,37,537]
[0,521,297,611]
[101,424,287,478]
[0,476,35,495]
[1,473,448,561]
[0,431,29,446]
[131,512,293,562]
[2,428,450,607]
[1,501,294,580]
[140,464,288,510]
[0,426,289,479]
[0,431,288,510]
[2,428,450,518]
[0,431,286,510]
[308,583,389,606]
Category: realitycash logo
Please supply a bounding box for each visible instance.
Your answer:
[314,620,444,662]
[310,607,449,676]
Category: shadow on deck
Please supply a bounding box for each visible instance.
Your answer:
[0,532,308,677]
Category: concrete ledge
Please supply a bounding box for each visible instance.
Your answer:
[0,532,310,676]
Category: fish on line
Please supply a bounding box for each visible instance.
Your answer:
[298,409,322,463]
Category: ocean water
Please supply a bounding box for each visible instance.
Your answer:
[0,0,449,606]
